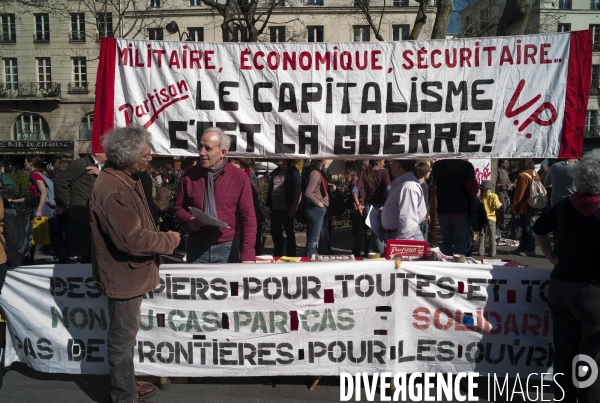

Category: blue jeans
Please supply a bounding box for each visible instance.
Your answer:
[107,296,142,403]
[305,205,327,257]
[438,214,472,256]
[187,236,240,263]
[519,210,535,252]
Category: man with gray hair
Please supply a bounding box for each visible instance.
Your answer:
[174,127,257,263]
[90,126,180,403]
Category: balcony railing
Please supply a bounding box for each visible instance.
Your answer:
[592,1,600,9]
[393,0,409,5]
[594,42,600,51]
[0,33,16,43]
[0,82,61,99]
[68,82,89,93]
[69,31,86,42]
[33,33,50,42]
[15,132,51,141]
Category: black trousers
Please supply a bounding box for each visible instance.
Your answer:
[351,211,369,257]
[548,279,600,403]
[270,209,296,257]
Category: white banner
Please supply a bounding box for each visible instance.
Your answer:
[0,262,553,377]
[93,32,592,159]
[470,159,492,184]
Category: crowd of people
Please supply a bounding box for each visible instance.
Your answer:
[0,125,598,402]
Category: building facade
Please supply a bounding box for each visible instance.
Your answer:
[460,0,600,138]
[0,0,434,167]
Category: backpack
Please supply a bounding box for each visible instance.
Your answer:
[0,173,15,193]
[0,197,33,267]
[523,172,548,209]
[294,165,318,225]
[469,195,488,232]
[36,173,56,207]
[153,185,171,213]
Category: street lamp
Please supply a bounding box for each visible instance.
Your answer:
[165,21,190,41]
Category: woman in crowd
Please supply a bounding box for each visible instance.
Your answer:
[511,158,539,256]
[533,150,600,402]
[304,159,329,258]
[10,155,69,264]
[228,158,264,256]
[353,159,391,255]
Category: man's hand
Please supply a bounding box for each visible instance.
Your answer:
[167,231,181,244]
[86,166,101,176]
[288,207,296,218]
[241,260,256,263]
[189,218,204,232]
[35,210,43,219]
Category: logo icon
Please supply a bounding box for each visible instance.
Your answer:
[572,354,599,388]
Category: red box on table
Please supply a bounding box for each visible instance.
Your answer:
[385,239,428,259]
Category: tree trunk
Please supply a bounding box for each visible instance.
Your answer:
[496,0,531,36]
[431,0,453,40]
[221,0,238,42]
[408,0,428,40]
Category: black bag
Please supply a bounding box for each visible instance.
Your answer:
[503,215,522,241]
[469,195,488,232]
[295,165,318,225]
[0,198,33,267]
[330,189,347,218]
[294,198,307,224]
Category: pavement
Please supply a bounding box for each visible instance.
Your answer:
[0,224,555,403]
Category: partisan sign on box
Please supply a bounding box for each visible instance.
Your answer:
[92,31,591,159]
[1,261,554,376]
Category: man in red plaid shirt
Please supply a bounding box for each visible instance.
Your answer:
[174,127,257,263]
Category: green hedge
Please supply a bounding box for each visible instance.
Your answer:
[6,173,30,199]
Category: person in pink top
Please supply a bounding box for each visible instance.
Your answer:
[10,155,70,264]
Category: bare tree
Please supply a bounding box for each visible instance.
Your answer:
[407,0,429,39]
[496,0,531,35]
[430,0,453,39]
[9,0,171,40]
[352,0,386,41]
[199,0,295,42]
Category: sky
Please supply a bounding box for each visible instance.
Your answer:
[448,0,471,35]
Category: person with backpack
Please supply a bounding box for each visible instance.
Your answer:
[511,158,541,257]
[10,155,70,264]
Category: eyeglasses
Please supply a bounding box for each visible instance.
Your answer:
[138,153,152,161]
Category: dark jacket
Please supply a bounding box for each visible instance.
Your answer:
[54,155,97,257]
[90,166,179,299]
[266,165,299,209]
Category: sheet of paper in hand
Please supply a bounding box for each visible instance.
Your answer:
[189,207,230,228]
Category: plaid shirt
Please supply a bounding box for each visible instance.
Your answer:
[174,163,257,261]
